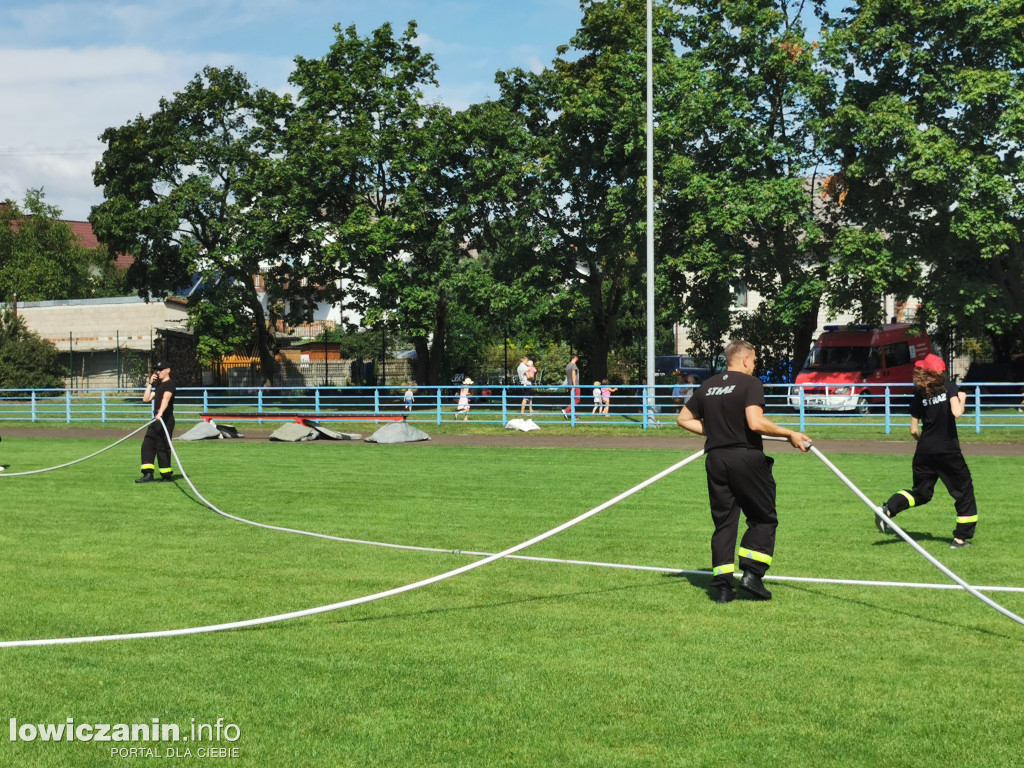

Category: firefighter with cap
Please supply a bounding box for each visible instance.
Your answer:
[676,339,811,603]
[137,360,176,483]
[877,353,978,548]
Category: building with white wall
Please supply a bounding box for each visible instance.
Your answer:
[8,296,190,387]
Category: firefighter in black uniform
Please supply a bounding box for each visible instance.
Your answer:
[136,361,176,483]
[877,353,977,548]
[677,340,811,603]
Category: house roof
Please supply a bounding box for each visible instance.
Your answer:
[67,220,99,249]
[66,219,134,269]
[4,208,134,269]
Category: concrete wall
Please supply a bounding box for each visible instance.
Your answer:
[4,296,190,388]
[10,296,189,353]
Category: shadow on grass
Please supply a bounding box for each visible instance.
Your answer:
[775,581,1016,640]
[335,580,685,627]
[668,565,1016,638]
[665,569,776,603]
[871,529,951,546]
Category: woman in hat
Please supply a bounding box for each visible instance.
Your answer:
[456,378,473,421]
[877,353,978,548]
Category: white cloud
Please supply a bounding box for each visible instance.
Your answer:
[0,0,583,219]
[0,45,292,219]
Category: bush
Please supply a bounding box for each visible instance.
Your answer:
[0,310,67,389]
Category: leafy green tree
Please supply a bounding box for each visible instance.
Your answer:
[657,0,895,376]
[822,0,1024,361]
[90,66,306,385]
[398,100,565,385]
[284,22,435,373]
[82,245,131,298]
[0,189,93,301]
[491,0,671,380]
[285,23,513,385]
[0,309,66,389]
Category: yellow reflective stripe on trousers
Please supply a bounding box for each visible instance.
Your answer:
[956,515,978,523]
[141,463,155,470]
[738,547,772,566]
[159,467,173,474]
[713,563,735,576]
[898,490,915,507]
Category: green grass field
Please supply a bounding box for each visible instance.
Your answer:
[1,434,1022,767]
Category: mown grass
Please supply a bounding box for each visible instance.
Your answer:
[0,436,1022,767]
[4,410,1024,444]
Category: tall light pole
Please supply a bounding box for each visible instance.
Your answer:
[645,0,656,424]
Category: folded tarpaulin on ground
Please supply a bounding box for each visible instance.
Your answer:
[365,421,430,444]
[504,418,540,432]
[178,421,245,440]
[303,421,361,441]
[269,421,361,442]
[268,423,318,442]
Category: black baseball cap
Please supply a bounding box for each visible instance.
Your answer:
[153,361,171,371]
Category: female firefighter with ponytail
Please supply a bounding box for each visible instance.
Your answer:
[878,354,978,548]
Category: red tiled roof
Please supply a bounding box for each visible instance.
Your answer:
[67,220,100,249]
[66,219,134,269]
[4,212,133,270]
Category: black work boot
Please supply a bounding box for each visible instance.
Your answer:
[876,503,893,534]
[739,571,772,601]
[159,471,174,482]
[713,586,737,603]
[135,470,156,484]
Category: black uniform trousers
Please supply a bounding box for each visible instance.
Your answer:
[705,448,778,588]
[884,451,977,541]
[141,416,175,475]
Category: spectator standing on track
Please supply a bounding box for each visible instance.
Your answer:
[562,353,580,419]
[676,340,811,604]
[671,371,688,411]
[877,353,978,549]
[600,381,616,417]
[457,378,473,421]
[591,381,603,414]
[517,356,531,415]
[137,361,176,484]
[521,359,537,415]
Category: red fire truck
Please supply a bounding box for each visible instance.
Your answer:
[788,324,932,413]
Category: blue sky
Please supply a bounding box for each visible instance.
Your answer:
[0,0,584,220]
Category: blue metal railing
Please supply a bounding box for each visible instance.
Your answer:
[0,382,1021,433]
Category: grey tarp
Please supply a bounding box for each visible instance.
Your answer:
[365,421,430,444]
[304,421,361,441]
[269,421,361,442]
[178,421,245,440]
[269,423,318,442]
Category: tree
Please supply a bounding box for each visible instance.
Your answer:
[656,0,901,377]
[285,22,517,385]
[394,100,561,385]
[491,0,672,380]
[0,309,66,389]
[261,23,520,386]
[90,66,307,386]
[0,189,93,302]
[822,0,1024,361]
[81,244,131,298]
